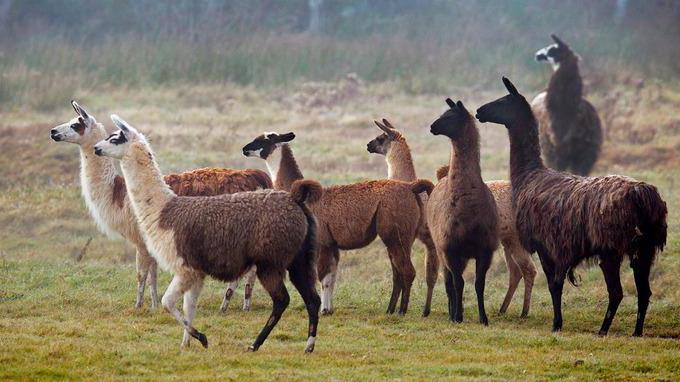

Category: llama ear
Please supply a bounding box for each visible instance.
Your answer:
[374,120,394,137]
[456,100,468,114]
[71,100,90,119]
[445,98,457,109]
[382,119,396,130]
[110,114,137,135]
[502,77,519,95]
[551,34,567,47]
[278,132,296,143]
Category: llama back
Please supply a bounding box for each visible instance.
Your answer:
[158,190,309,281]
[164,168,272,196]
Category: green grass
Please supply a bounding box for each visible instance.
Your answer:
[1,83,679,380]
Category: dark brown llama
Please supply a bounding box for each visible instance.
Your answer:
[532,34,602,175]
[476,77,667,336]
[426,99,499,325]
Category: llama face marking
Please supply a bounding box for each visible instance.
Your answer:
[50,101,97,144]
[242,132,295,159]
[94,114,139,159]
[430,99,471,139]
[535,34,573,71]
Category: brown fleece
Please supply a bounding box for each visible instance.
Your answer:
[164,168,273,196]
[532,46,602,175]
[158,189,313,282]
[482,81,666,335]
[426,107,499,324]
[113,175,126,208]
[269,141,427,315]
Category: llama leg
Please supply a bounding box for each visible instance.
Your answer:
[475,252,492,326]
[443,269,455,321]
[317,247,338,315]
[385,258,402,315]
[499,242,522,315]
[220,278,239,313]
[512,245,537,318]
[538,253,564,332]
[249,269,290,352]
[182,277,205,347]
[161,274,208,348]
[148,257,159,309]
[631,255,653,337]
[598,255,623,336]
[450,257,467,323]
[134,246,156,308]
[288,256,321,353]
[422,233,439,317]
[243,266,257,311]
[394,247,416,316]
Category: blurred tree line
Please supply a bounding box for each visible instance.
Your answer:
[1,0,678,40]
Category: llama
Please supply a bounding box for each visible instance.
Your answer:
[94,115,322,352]
[367,119,438,316]
[531,34,602,175]
[368,120,536,317]
[426,99,499,324]
[243,132,434,315]
[476,77,667,336]
[50,101,269,311]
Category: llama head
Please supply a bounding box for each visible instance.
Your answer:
[367,119,402,155]
[93,114,144,159]
[242,132,295,159]
[535,34,575,70]
[50,101,101,145]
[476,77,533,128]
[429,98,472,139]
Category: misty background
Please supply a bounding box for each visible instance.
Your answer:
[1,0,679,111]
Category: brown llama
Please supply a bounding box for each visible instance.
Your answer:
[94,115,322,352]
[476,77,667,336]
[243,132,434,315]
[426,99,499,325]
[50,101,270,310]
[369,119,536,317]
[532,34,602,175]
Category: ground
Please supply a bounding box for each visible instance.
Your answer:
[1,81,679,381]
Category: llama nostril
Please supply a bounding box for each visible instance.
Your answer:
[94,147,102,156]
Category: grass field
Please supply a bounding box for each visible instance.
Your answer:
[1,81,679,380]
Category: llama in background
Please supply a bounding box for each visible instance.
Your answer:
[50,101,269,310]
[94,115,322,352]
[476,77,666,336]
[532,34,602,175]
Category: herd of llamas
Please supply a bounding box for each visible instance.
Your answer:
[48,35,667,352]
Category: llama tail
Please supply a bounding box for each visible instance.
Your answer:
[249,169,274,189]
[435,165,449,181]
[411,179,435,196]
[631,183,668,260]
[290,179,323,204]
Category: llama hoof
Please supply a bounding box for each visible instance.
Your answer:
[320,308,333,316]
[189,330,208,348]
[422,307,431,317]
[597,330,608,337]
[632,332,643,337]
[304,336,316,353]
[520,311,529,319]
[248,344,259,352]
[480,318,489,326]
[135,301,143,309]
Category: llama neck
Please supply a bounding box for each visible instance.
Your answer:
[547,58,582,116]
[120,143,175,231]
[507,117,545,186]
[385,140,417,181]
[448,122,483,185]
[78,125,119,204]
[266,144,304,191]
